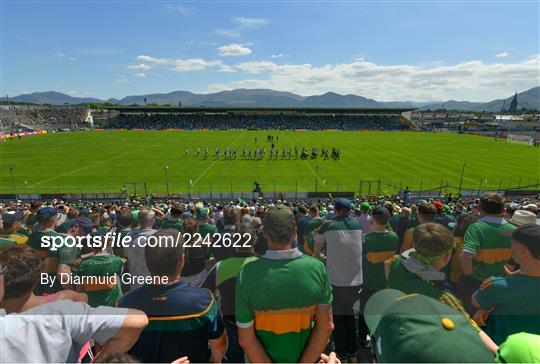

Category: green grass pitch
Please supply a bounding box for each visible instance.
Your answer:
[0,130,538,195]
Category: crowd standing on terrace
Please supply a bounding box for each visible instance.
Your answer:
[0,192,539,363]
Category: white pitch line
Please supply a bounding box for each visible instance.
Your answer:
[192,132,244,187]
[32,150,137,188]
[31,131,190,189]
[282,132,325,185]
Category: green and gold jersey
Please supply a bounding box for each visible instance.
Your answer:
[303,217,324,255]
[78,254,123,307]
[362,231,399,291]
[17,226,30,237]
[0,237,16,250]
[463,217,516,282]
[160,219,183,231]
[236,250,332,363]
[7,232,28,245]
[29,230,80,294]
[386,254,479,331]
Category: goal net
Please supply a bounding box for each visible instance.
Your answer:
[507,134,533,146]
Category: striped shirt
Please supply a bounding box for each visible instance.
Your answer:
[462,216,516,282]
[235,249,332,363]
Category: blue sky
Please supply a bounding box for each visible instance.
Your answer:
[2,0,539,101]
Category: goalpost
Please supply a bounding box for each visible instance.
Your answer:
[124,181,148,197]
[506,134,534,146]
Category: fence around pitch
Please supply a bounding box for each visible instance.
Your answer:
[1,178,538,202]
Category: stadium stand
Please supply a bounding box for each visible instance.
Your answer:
[0,105,87,131]
[98,107,411,131]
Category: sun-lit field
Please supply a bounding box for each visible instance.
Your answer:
[0,130,538,195]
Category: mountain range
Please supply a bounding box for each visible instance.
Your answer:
[3,86,539,111]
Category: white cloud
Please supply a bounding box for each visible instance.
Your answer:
[218,43,252,56]
[67,57,77,61]
[496,52,509,58]
[165,5,193,15]
[213,28,242,38]
[134,73,146,78]
[209,55,540,102]
[234,60,278,73]
[135,54,227,72]
[232,16,268,29]
[128,63,151,71]
[270,53,287,58]
[132,53,540,101]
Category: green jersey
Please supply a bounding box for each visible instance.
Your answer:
[303,217,324,256]
[386,254,478,330]
[362,231,399,291]
[78,254,123,307]
[462,216,516,282]
[236,249,333,363]
[160,219,183,231]
[29,230,80,294]
[475,275,540,344]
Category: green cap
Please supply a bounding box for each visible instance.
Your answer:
[360,201,371,212]
[364,289,494,363]
[496,333,540,363]
[196,207,209,220]
[263,204,295,244]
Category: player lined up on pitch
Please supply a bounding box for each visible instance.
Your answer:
[184,145,341,160]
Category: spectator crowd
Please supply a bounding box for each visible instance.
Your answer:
[109,113,405,131]
[0,192,539,363]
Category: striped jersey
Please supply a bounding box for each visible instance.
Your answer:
[362,230,399,291]
[235,249,333,363]
[77,254,123,307]
[462,216,516,282]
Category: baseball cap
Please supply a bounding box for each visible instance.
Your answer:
[360,201,371,212]
[263,204,295,237]
[496,332,540,363]
[509,224,540,259]
[335,198,352,211]
[1,210,24,228]
[196,207,209,220]
[433,201,444,210]
[364,289,493,363]
[37,206,59,221]
[59,217,94,234]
